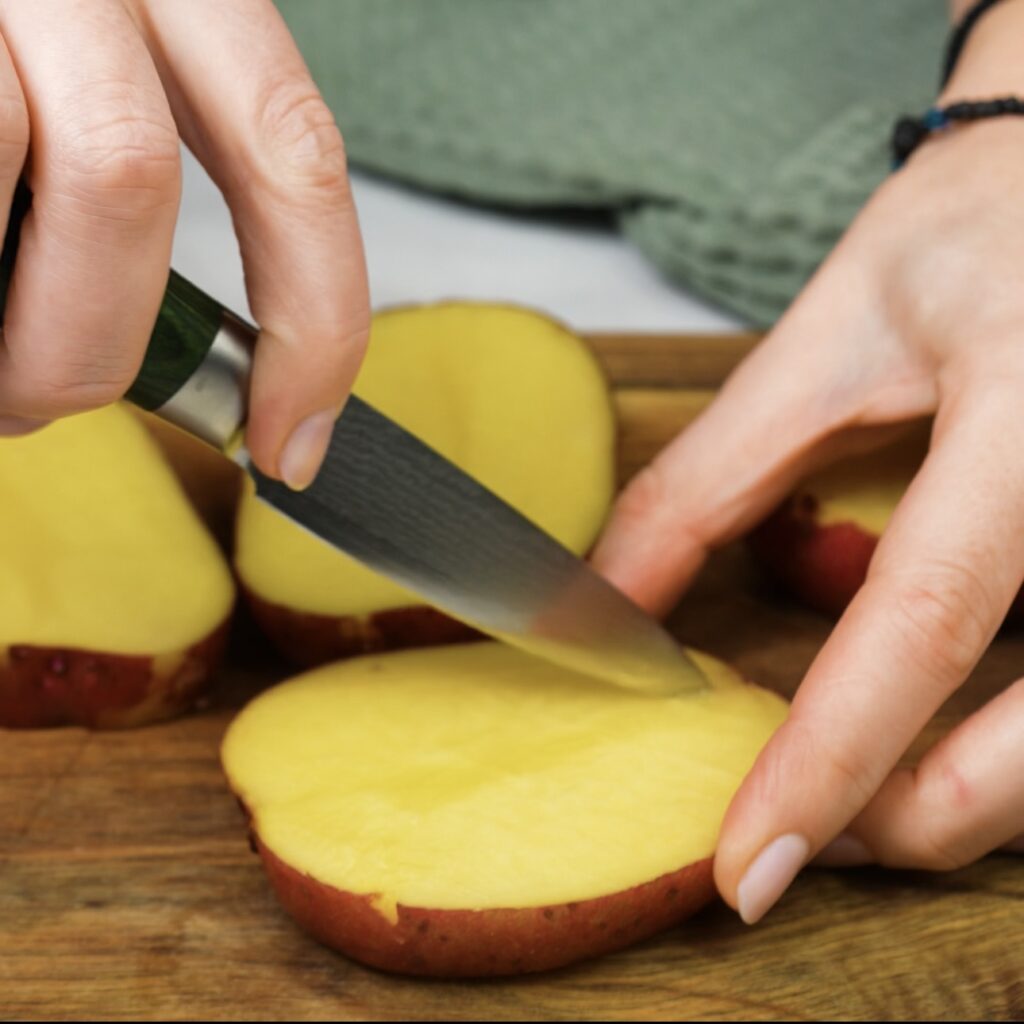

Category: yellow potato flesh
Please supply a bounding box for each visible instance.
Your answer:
[222,644,787,914]
[805,428,930,534]
[0,404,234,654]
[234,304,616,616]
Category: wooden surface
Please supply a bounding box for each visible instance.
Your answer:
[3,333,1023,1021]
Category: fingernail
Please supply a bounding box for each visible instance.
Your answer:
[1001,834,1024,854]
[0,414,43,437]
[736,833,809,925]
[279,410,336,490]
[814,831,873,867]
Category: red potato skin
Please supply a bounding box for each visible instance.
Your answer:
[747,495,880,617]
[244,586,481,668]
[0,618,231,730]
[255,838,714,978]
[750,495,1024,623]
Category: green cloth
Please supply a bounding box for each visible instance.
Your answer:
[276,0,947,326]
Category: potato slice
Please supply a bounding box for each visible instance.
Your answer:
[749,425,1024,622]
[223,643,787,977]
[0,404,235,728]
[235,302,616,665]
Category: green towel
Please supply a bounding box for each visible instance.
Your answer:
[276,0,947,326]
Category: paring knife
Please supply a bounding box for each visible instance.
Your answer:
[0,194,707,698]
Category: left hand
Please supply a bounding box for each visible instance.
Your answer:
[592,110,1024,922]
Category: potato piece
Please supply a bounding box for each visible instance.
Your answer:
[236,303,616,664]
[223,643,787,977]
[0,404,234,728]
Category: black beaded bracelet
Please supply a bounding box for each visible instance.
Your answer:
[891,97,1024,168]
[891,0,1024,168]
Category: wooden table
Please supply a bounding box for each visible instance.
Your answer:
[2,334,1022,1021]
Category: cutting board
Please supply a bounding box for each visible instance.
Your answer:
[2,334,1022,1021]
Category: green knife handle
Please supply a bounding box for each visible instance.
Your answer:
[0,183,256,450]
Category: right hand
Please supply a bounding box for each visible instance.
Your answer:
[0,0,370,489]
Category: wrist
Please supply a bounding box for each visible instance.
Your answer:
[940,0,1024,102]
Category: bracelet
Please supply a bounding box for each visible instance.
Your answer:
[891,0,1021,169]
[941,0,1006,87]
[891,97,1024,168]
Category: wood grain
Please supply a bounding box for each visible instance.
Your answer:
[2,334,1022,1021]
[589,332,760,388]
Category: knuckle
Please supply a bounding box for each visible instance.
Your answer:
[750,718,877,814]
[905,817,973,872]
[39,378,127,416]
[614,463,672,531]
[264,306,371,361]
[256,78,350,195]
[929,756,976,815]
[889,759,978,871]
[336,317,371,366]
[789,718,879,813]
[813,730,879,810]
[878,561,995,682]
[57,88,180,208]
[827,750,877,807]
[19,354,135,416]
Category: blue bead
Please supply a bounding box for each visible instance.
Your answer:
[923,108,949,130]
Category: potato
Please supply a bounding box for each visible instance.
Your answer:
[223,643,787,977]
[0,404,234,728]
[235,302,616,665]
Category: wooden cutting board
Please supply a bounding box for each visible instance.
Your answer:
[2,334,1022,1022]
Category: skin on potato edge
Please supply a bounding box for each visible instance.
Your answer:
[749,495,1024,622]
[253,832,715,978]
[0,616,231,729]
[242,584,483,666]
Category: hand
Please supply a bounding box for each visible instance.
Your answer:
[593,91,1024,921]
[0,0,369,488]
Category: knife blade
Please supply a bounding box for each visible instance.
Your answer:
[0,186,708,698]
[245,395,707,696]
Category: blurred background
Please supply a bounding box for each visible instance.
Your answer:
[174,0,945,338]
[173,151,741,335]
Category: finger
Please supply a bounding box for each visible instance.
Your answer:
[590,261,936,615]
[0,28,27,244]
[135,0,369,486]
[0,0,180,420]
[716,374,1024,923]
[821,676,1024,870]
[0,29,28,429]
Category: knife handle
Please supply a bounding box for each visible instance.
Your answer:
[0,183,256,451]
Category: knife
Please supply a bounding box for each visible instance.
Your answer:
[0,190,707,698]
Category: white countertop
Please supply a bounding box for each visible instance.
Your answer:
[172,149,744,335]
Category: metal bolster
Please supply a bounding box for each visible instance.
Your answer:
[154,311,256,451]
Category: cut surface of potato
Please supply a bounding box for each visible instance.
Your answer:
[135,410,242,548]
[1,404,233,653]
[750,425,1024,621]
[235,303,616,658]
[0,404,234,727]
[747,432,929,617]
[795,429,929,535]
[223,643,787,974]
